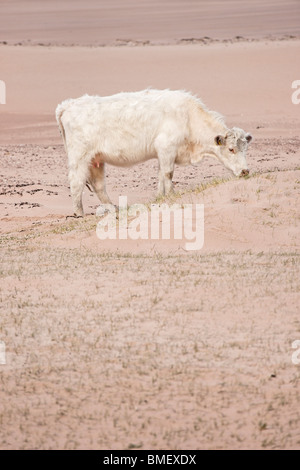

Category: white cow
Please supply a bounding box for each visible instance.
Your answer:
[56,89,252,216]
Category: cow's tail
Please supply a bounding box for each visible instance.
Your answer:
[55,100,69,153]
[56,99,93,193]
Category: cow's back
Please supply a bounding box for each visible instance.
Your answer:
[61,89,192,164]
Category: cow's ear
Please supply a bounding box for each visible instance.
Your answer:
[215,135,226,146]
[245,133,252,143]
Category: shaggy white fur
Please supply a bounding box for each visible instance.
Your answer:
[56,89,252,216]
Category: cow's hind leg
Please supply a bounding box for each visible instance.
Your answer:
[68,161,89,216]
[88,161,112,205]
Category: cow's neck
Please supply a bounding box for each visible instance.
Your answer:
[189,99,228,145]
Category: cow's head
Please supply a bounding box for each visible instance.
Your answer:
[214,127,252,177]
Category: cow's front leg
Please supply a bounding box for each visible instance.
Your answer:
[157,161,165,195]
[164,169,174,194]
[156,136,176,197]
[157,156,175,197]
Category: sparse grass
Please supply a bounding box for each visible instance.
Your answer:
[49,215,98,234]
[152,175,233,206]
[0,166,299,449]
[258,421,267,431]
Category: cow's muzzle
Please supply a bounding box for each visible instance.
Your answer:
[240,169,249,177]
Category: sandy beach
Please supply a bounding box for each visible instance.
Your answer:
[0,1,299,450]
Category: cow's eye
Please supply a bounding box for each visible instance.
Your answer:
[229,148,234,153]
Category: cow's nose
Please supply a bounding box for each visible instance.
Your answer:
[240,169,249,177]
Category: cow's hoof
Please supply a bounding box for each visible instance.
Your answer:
[96,204,116,216]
